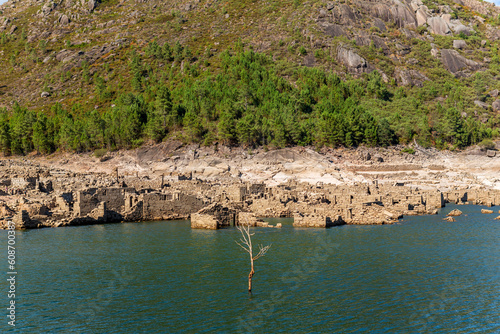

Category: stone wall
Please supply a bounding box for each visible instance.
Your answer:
[11,177,37,189]
[75,187,135,216]
[293,213,344,228]
[238,212,262,227]
[191,213,218,229]
[141,192,205,220]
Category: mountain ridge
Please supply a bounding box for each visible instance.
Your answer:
[0,0,499,154]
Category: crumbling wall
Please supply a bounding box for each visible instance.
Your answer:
[191,213,218,229]
[75,187,135,216]
[142,192,205,220]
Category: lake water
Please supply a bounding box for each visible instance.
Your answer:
[1,205,499,333]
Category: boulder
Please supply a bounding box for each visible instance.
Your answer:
[59,14,70,25]
[339,4,356,24]
[427,17,450,35]
[391,4,417,28]
[88,0,98,12]
[416,9,428,27]
[373,18,387,31]
[453,24,473,36]
[323,24,348,38]
[474,100,489,109]
[492,100,500,112]
[304,54,316,67]
[447,209,462,216]
[443,216,456,222]
[337,46,367,73]
[453,40,467,49]
[441,49,480,74]
[41,91,50,98]
[494,215,500,220]
[481,209,494,214]
[486,150,496,158]
[395,68,429,87]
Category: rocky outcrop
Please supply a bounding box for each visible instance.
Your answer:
[370,2,417,28]
[337,45,367,73]
[441,49,481,74]
[394,68,429,87]
[323,24,348,38]
[428,17,451,36]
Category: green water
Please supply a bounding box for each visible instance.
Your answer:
[0,205,499,333]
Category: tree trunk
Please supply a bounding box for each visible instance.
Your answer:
[248,268,254,293]
[248,258,255,293]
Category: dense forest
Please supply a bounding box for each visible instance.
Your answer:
[0,40,499,156]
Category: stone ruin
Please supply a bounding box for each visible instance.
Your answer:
[0,169,500,230]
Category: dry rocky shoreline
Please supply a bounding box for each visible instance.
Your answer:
[1,142,500,230]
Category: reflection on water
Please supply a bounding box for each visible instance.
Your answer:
[0,205,499,333]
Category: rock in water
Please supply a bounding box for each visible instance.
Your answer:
[447,209,462,216]
[443,216,456,222]
[481,209,494,214]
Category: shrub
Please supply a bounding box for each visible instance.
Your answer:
[479,139,496,151]
[402,147,415,155]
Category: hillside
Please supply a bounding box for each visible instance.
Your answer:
[0,0,500,154]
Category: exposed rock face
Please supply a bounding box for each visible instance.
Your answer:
[447,209,463,216]
[391,3,417,28]
[416,9,428,27]
[428,17,451,35]
[337,46,367,73]
[441,49,480,74]
[59,14,70,25]
[395,68,429,87]
[371,2,416,28]
[323,24,348,38]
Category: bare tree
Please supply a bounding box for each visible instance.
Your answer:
[236,223,271,293]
